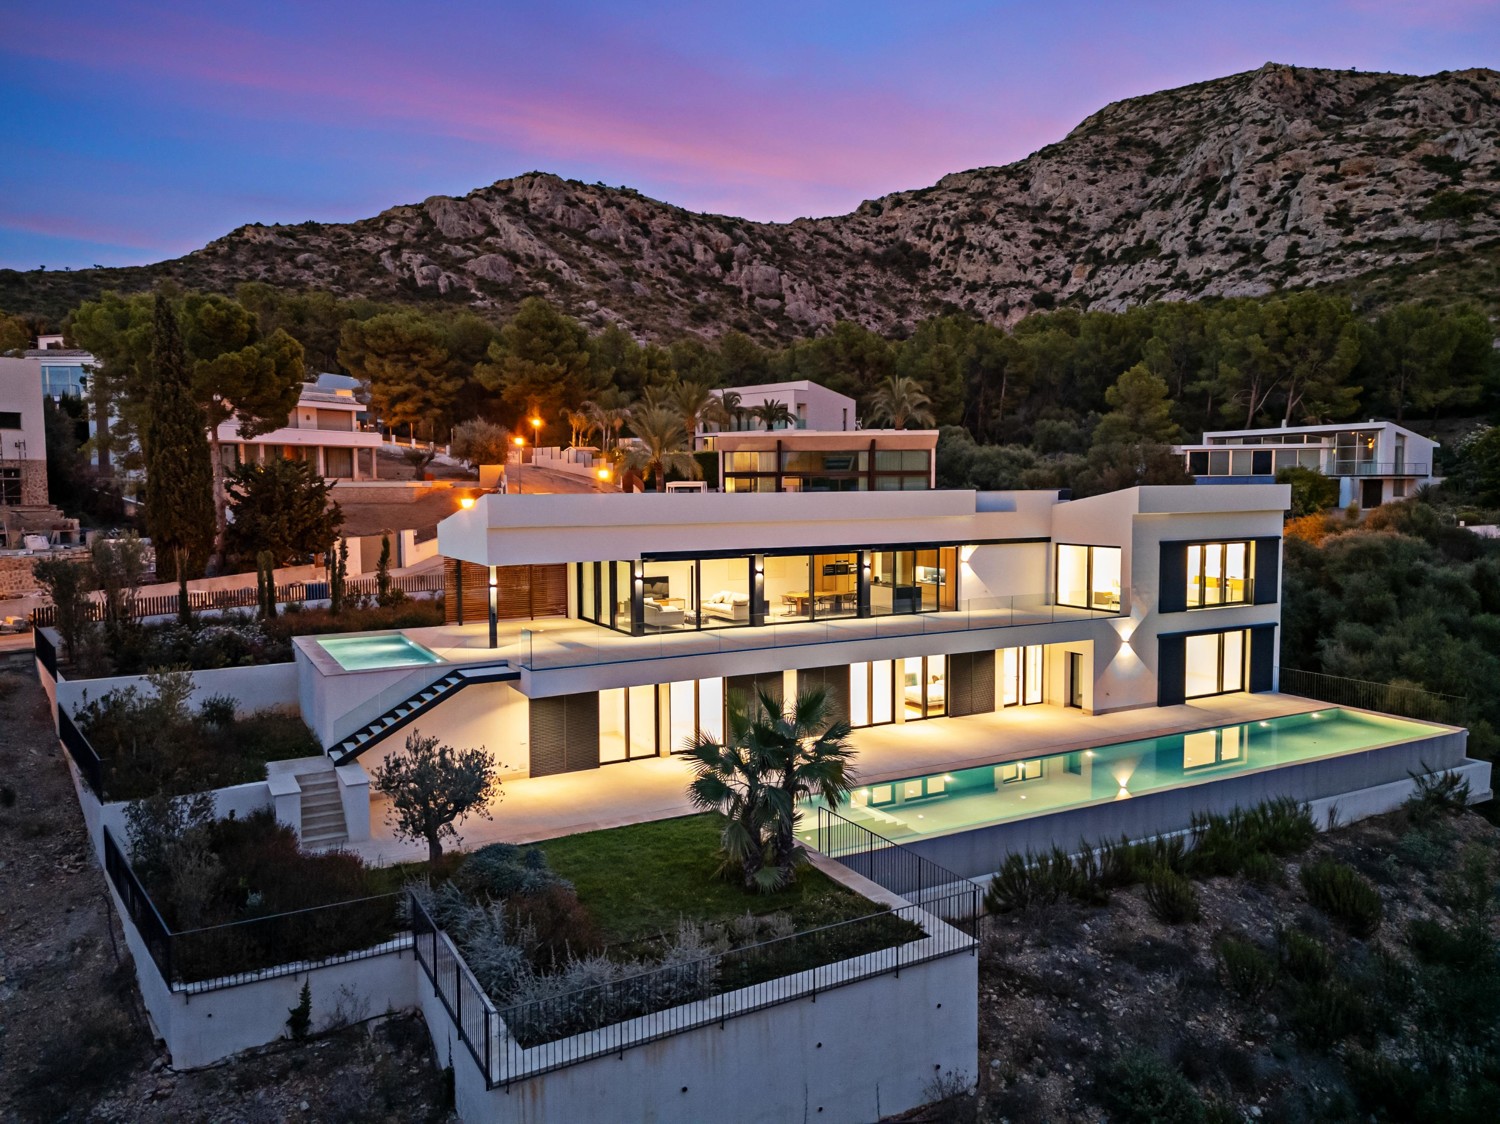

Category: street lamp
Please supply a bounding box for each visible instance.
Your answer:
[529,416,543,444]
[595,466,613,493]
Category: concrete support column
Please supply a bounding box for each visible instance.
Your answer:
[315,446,326,477]
[488,566,499,648]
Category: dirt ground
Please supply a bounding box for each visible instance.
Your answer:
[0,652,452,1124]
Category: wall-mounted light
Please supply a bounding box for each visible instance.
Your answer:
[459,496,475,510]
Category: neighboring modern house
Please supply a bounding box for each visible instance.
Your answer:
[702,427,939,491]
[709,379,858,433]
[300,485,1301,800]
[218,374,382,480]
[26,336,95,400]
[1176,421,1439,509]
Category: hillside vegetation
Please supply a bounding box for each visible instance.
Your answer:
[2,63,1498,338]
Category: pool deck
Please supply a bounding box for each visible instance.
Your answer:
[347,691,1329,866]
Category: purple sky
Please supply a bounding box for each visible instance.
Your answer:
[2,1,1497,270]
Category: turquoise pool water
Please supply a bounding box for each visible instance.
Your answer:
[807,708,1446,845]
[317,634,444,671]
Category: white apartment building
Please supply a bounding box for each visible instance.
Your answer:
[711,379,858,433]
[218,374,382,480]
[0,357,49,509]
[1177,421,1440,509]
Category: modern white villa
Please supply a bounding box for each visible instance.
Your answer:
[709,378,858,432]
[1176,420,1440,509]
[216,373,383,480]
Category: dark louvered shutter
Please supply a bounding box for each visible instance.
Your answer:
[529,692,600,776]
[1249,626,1277,692]
[799,665,851,725]
[1157,634,1186,707]
[1253,538,1280,605]
[948,651,996,717]
[1158,542,1188,614]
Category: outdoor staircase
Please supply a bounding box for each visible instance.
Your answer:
[298,770,349,849]
[327,665,518,766]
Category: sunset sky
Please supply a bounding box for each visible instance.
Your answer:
[3,0,1497,270]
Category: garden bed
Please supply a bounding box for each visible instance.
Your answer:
[75,671,322,801]
[421,814,927,1048]
[58,599,445,679]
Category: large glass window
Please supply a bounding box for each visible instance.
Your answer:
[1055,544,1121,611]
[1186,542,1251,608]
[869,551,917,616]
[850,660,895,727]
[698,558,751,628]
[1000,646,1045,706]
[811,553,859,619]
[599,685,660,763]
[642,561,694,631]
[765,554,811,622]
[1184,630,1247,699]
[902,656,946,720]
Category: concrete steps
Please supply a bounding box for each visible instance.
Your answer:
[298,771,348,849]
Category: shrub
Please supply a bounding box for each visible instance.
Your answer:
[1143,868,1201,925]
[984,846,1103,913]
[1290,980,1369,1050]
[288,980,312,1040]
[1185,799,1315,879]
[1096,1049,1206,1124]
[1239,851,1285,886]
[454,843,571,901]
[197,692,238,726]
[1406,768,1472,826]
[1217,935,1276,1000]
[1301,858,1383,937]
[1277,927,1332,984]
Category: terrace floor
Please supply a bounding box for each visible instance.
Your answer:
[349,691,1325,866]
[396,601,1115,674]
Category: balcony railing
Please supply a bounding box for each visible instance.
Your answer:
[1325,461,1429,478]
[517,595,1120,672]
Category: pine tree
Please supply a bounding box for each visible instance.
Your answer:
[142,293,214,580]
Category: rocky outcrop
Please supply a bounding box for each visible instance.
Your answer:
[4,64,1497,336]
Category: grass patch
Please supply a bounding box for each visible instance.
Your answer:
[534,814,882,947]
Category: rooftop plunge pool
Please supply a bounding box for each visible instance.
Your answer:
[316,634,445,672]
[806,708,1452,848]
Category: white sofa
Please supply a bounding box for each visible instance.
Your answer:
[644,600,686,629]
[701,590,750,623]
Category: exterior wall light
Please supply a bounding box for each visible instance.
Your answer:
[459,496,475,510]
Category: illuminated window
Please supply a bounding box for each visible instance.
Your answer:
[1186,542,1252,608]
[1184,630,1247,699]
[1055,544,1122,611]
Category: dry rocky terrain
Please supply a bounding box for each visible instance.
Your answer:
[0,652,451,1124]
[4,64,1497,337]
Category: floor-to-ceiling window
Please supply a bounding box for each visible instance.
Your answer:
[1055,544,1122,611]
[1184,630,1247,698]
[902,656,947,720]
[1000,646,1045,706]
[850,660,896,727]
[599,677,724,761]
[765,554,812,622]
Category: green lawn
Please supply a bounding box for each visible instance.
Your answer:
[533,813,882,946]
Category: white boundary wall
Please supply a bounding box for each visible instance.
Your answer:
[56,661,299,719]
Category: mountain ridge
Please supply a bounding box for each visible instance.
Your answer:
[4,62,1497,337]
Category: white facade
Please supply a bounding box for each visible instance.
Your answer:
[1176,421,1439,508]
[218,376,382,480]
[302,485,1290,783]
[711,379,858,433]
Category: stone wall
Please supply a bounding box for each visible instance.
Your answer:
[0,554,44,597]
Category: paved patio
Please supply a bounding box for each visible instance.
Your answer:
[348,691,1326,865]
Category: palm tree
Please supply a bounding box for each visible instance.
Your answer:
[686,686,856,891]
[751,398,795,431]
[564,408,597,448]
[673,379,730,438]
[720,389,745,431]
[585,401,629,453]
[622,405,702,491]
[869,375,936,429]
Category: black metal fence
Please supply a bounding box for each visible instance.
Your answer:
[815,805,982,932]
[1279,667,1469,726]
[30,571,443,628]
[33,627,56,678]
[412,885,977,1089]
[103,827,407,991]
[58,705,105,799]
[411,891,498,1082]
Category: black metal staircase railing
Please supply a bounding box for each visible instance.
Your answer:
[327,666,518,764]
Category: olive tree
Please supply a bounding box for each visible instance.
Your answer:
[371,731,502,864]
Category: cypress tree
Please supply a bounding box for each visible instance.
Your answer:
[143,293,215,580]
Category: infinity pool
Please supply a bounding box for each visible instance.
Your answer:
[317,634,445,671]
[807,708,1447,846]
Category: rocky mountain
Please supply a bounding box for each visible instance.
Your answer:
[5,63,1498,338]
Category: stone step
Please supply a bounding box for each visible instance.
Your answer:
[303,831,349,849]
